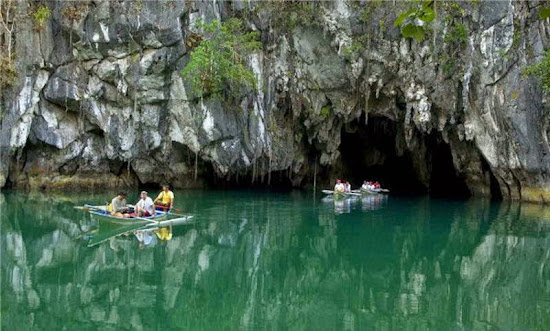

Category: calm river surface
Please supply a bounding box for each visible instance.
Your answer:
[1,190,550,330]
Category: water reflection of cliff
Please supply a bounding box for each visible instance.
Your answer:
[1,192,549,330]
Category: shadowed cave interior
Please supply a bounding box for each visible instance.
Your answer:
[339,117,472,198]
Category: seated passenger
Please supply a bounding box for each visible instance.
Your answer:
[154,184,174,211]
[111,192,131,218]
[334,179,345,193]
[135,191,154,217]
[361,181,369,190]
[344,181,351,193]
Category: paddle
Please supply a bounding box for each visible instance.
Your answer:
[74,205,103,211]
[155,205,181,212]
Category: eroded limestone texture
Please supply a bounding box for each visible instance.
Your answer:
[1,1,549,201]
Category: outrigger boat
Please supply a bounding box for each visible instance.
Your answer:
[83,205,169,224]
[353,188,390,195]
[75,204,194,246]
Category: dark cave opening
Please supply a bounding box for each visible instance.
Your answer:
[339,117,471,198]
[339,117,425,195]
[428,140,471,198]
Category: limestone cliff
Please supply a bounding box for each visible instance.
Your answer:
[1,0,549,202]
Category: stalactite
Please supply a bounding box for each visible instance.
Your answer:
[194,151,198,182]
[268,145,272,186]
[313,156,317,192]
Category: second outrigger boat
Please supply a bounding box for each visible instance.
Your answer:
[322,190,361,199]
[355,187,390,195]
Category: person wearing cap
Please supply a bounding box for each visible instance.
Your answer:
[334,179,345,193]
[135,191,155,217]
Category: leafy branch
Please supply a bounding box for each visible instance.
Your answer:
[181,18,262,99]
[394,0,435,42]
[33,5,51,31]
[524,50,550,92]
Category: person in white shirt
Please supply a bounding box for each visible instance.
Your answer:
[334,179,345,193]
[135,191,154,217]
[361,181,369,190]
[344,181,351,193]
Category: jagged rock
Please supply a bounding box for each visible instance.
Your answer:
[1,0,549,202]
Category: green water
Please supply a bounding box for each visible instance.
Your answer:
[1,190,550,331]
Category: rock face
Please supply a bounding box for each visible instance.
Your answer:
[1,0,549,202]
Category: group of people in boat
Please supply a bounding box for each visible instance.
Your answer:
[361,181,381,191]
[109,184,174,218]
[334,179,382,193]
[334,179,352,193]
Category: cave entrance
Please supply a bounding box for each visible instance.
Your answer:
[428,140,471,198]
[339,117,470,198]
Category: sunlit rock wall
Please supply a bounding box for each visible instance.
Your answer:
[1,0,549,202]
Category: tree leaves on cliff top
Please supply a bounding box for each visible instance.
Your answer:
[181,18,262,100]
[523,50,550,92]
[394,0,435,43]
[401,24,427,43]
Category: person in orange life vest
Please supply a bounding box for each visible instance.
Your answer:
[154,184,174,211]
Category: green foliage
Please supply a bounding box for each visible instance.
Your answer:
[523,50,550,92]
[0,55,17,88]
[540,6,550,19]
[443,23,468,45]
[378,18,386,33]
[181,19,262,99]
[33,5,51,31]
[255,1,318,32]
[394,0,435,42]
[320,106,331,117]
[341,35,368,57]
[134,0,143,14]
[440,55,457,75]
[445,1,466,18]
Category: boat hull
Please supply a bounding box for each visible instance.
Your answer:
[90,210,168,224]
[360,189,379,195]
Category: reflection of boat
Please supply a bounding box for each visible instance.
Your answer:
[76,204,194,246]
[86,213,194,247]
[361,194,388,211]
[322,190,361,199]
